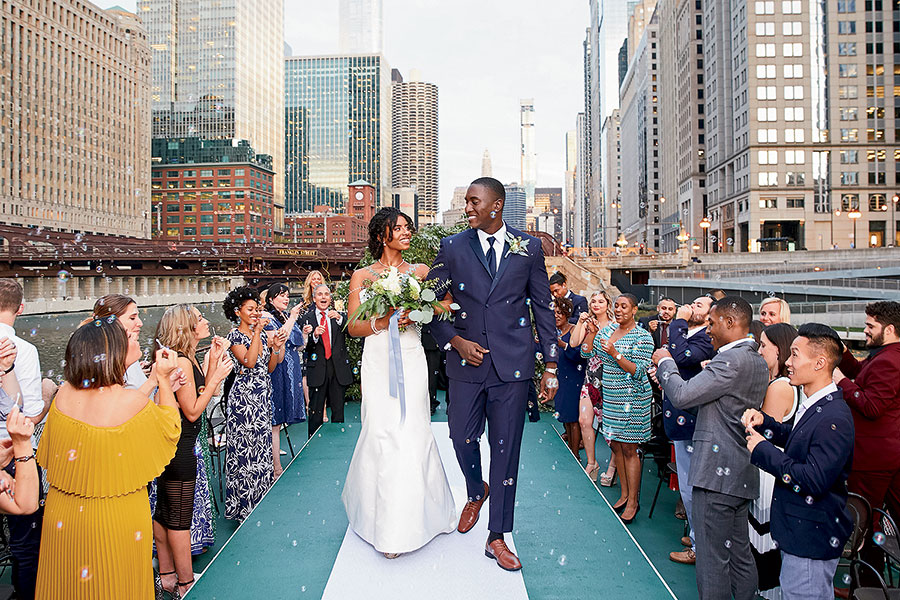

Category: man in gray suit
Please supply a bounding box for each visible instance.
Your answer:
[651,296,768,600]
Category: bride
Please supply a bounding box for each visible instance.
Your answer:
[342,207,458,559]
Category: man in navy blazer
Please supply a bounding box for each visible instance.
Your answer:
[427,177,559,572]
[548,272,588,323]
[744,323,854,600]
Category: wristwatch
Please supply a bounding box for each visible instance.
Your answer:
[545,367,558,374]
[615,353,623,361]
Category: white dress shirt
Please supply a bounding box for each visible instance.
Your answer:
[792,382,838,429]
[0,322,44,441]
[124,360,149,390]
[476,222,507,273]
[313,308,342,343]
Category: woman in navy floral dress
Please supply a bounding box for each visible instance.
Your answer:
[262,283,307,477]
[222,286,287,521]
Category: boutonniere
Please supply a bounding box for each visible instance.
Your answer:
[505,232,530,258]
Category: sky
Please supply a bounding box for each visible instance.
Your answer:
[106,1,589,212]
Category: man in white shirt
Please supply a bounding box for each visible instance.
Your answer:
[744,323,854,600]
[0,278,44,599]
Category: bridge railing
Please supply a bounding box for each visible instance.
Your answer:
[566,246,656,258]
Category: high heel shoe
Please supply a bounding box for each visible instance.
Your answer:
[599,468,617,487]
[612,500,627,514]
[621,504,641,524]
[585,462,600,482]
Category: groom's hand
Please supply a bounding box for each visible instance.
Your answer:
[450,336,489,367]
[539,366,558,402]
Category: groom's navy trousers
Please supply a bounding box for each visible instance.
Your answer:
[448,355,529,534]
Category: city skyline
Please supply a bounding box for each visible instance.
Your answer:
[105,0,588,215]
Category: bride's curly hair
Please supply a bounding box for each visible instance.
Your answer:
[368,207,415,260]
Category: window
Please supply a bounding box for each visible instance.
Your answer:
[757,86,777,100]
[784,85,804,99]
[217,214,232,222]
[217,227,231,236]
[786,197,805,207]
[759,172,779,186]
[200,226,214,236]
[758,150,778,164]
[841,171,859,185]
[841,194,860,210]
[756,64,777,78]
[839,85,859,99]
[234,226,245,235]
[183,227,196,236]
[838,21,856,34]
[785,128,805,142]
[870,171,888,184]
[218,169,231,176]
[839,64,858,77]
[841,128,860,141]
[841,150,860,163]
[756,22,776,35]
[757,107,778,121]
[785,107,805,121]
[234,179,244,187]
[183,215,197,224]
[784,64,804,78]
[218,202,230,211]
[782,0,802,12]
[756,43,776,56]
[785,150,806,164]
[787,173,806,185]
[758,128,778,142]
[166,204,179,212]
[200,170,213,177]
[201,180,214,188]
[234,169,245,176]
[218,180,231,187]
[866,64,884,76]
[839,42,857,56]
[840,107,859,120]
[760,197,778,208]
[200,214,213,223]
[183,204,195,212]
[783,21,802,35]
[837,0,856,10]
[783,42,803,56]
[870,194,887,210]
[200,203,214,211]
[755,0,775,12]
[166,215,180,224]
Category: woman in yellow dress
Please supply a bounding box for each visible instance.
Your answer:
[35,318,181,599]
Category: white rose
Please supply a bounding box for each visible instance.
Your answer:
[382,268,402,295]
[409,276,421,293]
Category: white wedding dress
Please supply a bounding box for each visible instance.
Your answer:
[341,325,458,554]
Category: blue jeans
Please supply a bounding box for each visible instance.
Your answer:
[779,552,839,600]
[674,439,695,551]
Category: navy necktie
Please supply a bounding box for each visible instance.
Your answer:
[485,236,497,277]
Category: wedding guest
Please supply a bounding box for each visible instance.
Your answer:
[759,297,791,326]
[0,278,46,599]
[639,296,678,349]
[549,272,588,323]
[152,305,233,596]
[652,296,769,600]
[262,283,307,477]
[35,319,181,599]
[833,300,900,583]
[749,319,766,343]
[749,323,800,597]
[0,340,40,517]
[301,271,325,413]
[663,296,715,567]
[547,297,587,456]
[302,284,353,438]
[222,286,287,521]
[582,293,654,524]
[570,290,613,482]
[745,324,853,600]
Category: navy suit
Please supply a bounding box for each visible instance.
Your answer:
[427,225,557,533]
[565,291,588,324]
[751,388,855,560]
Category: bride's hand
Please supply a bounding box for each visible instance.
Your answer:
[396,309,412,328]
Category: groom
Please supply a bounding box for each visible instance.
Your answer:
[427,177,559,571]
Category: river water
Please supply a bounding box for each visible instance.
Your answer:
[16,303,238,382]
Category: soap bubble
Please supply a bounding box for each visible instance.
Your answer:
[458,283,465,291]
[57,270,71,281]
[677,416,686,425]
[830,537,841,548]
[712,444,720,453]
[874,532,886,546]
[514,371,521,378]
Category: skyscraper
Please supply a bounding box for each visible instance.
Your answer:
[520,99,537,214]
[284,54,391,214]
[482,150,493,177]
[391,70,439,225]
[565,130,577,244]
[1,3,151,237]
[503,183,528,231]
[339,0,383,54]
[139,0,285,230]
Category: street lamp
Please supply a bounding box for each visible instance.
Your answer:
[848,209,862,248]
[616,233,628,249]
[677,227,690,247]
[699,217,711,253]
[893,193,899,246]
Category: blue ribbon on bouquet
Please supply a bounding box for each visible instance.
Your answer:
[387,310,407,426]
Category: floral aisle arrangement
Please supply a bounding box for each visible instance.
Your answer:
[348,265,457,327]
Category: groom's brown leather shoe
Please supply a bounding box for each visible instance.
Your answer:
[485,539,522,571]
[457,481,489,533]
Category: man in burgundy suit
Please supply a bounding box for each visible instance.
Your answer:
[833,300,900,583]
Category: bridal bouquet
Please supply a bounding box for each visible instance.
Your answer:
[349,265,457,326]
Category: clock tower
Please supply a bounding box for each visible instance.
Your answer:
[348,180,376,222]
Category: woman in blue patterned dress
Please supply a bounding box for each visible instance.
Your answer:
[262,283,307,478]
[581,292,653,524]
[222,286,288,521]
[550,296,588,457]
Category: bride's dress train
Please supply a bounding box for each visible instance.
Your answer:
[342,326,457,554]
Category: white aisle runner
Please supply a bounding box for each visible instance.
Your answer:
[321,422,529,599]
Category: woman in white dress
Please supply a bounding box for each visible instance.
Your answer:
[342,207,458,559]
[750,323,800,599]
